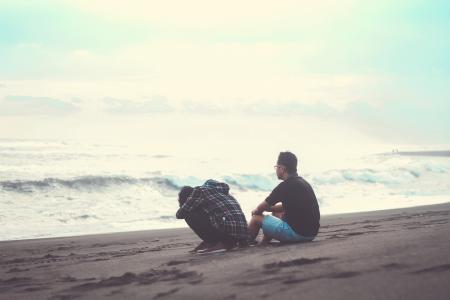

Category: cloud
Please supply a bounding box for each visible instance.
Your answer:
[340,99,450,143]
[0,95,80,116]
[240,99,450,143]
[69,97,84,104]
[243,101,335,117]
[62,0,353,28]
[103,95,174,115]
[182,102,229,115]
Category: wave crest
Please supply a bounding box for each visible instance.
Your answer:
[1,161,448,194]
[0,175,182,193]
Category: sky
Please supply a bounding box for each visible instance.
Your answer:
[0,0,449,150]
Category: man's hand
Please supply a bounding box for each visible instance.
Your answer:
[251,209,263,216]
[270,203,283,213]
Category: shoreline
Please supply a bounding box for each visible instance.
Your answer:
[1,202,449,299]
[380,149,450,157]
[2,201,450,243]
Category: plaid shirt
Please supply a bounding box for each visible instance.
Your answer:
[176,179,249,243]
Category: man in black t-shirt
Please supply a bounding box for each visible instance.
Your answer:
[248,151,320,244]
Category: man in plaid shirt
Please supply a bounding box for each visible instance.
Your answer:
[176,179,249,253]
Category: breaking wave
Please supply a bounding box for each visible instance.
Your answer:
[1,160,449,194]
[0,175,181,193]
[0,174,277,194]
[312,163,450,186]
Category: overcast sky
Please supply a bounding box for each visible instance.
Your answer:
[0,0,449,146]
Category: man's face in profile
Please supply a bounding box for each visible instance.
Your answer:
[275,165,285,180]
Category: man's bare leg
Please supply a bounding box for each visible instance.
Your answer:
[260,234,272,245]
[259,206,284,245]
[248,215,274,245]
[248,214,264,241]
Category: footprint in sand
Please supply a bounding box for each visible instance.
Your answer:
[412,264,450,274]
[264,257,331,269]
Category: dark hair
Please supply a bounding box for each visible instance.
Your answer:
[178,186,194,206]
[277,151,298,174]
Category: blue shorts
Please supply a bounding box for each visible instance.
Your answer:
[262,215,315,243]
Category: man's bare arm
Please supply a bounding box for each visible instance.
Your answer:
[270,203,283,213]
[251,201,271,216]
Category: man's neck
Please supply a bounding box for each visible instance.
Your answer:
[282,173,298,181]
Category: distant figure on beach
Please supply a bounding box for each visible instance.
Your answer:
[176,179,250,254]
[248,151,320,244]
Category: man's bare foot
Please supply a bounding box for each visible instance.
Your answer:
[258,240,272,246]
[258,235,272,246]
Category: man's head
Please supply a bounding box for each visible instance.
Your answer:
[178,186,194,207]
[275,151,298,180]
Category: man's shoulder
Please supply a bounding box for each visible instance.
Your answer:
[285,175,302,184]
[284,176,312,190]
[274,179,288,188]
[289,175,310,182]
[270,178,291,194]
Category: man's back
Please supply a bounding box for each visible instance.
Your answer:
[176,179,250,243]
[266,176,320,236]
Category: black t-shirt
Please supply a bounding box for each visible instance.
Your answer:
[265,176,320,236]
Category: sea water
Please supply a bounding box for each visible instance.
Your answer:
[1,138,449,241]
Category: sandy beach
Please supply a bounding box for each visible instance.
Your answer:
[1,202,449,300]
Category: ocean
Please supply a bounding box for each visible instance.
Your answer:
[1,138,449,241]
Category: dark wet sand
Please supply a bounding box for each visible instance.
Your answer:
[1,202,449,300]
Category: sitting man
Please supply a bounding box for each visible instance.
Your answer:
[248,151,320,244]
[176,179,250,253]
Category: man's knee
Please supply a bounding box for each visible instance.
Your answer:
[185,210,210,228]
[272,211,284,219]
[184,210,220,243]
[251,214,265,225]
